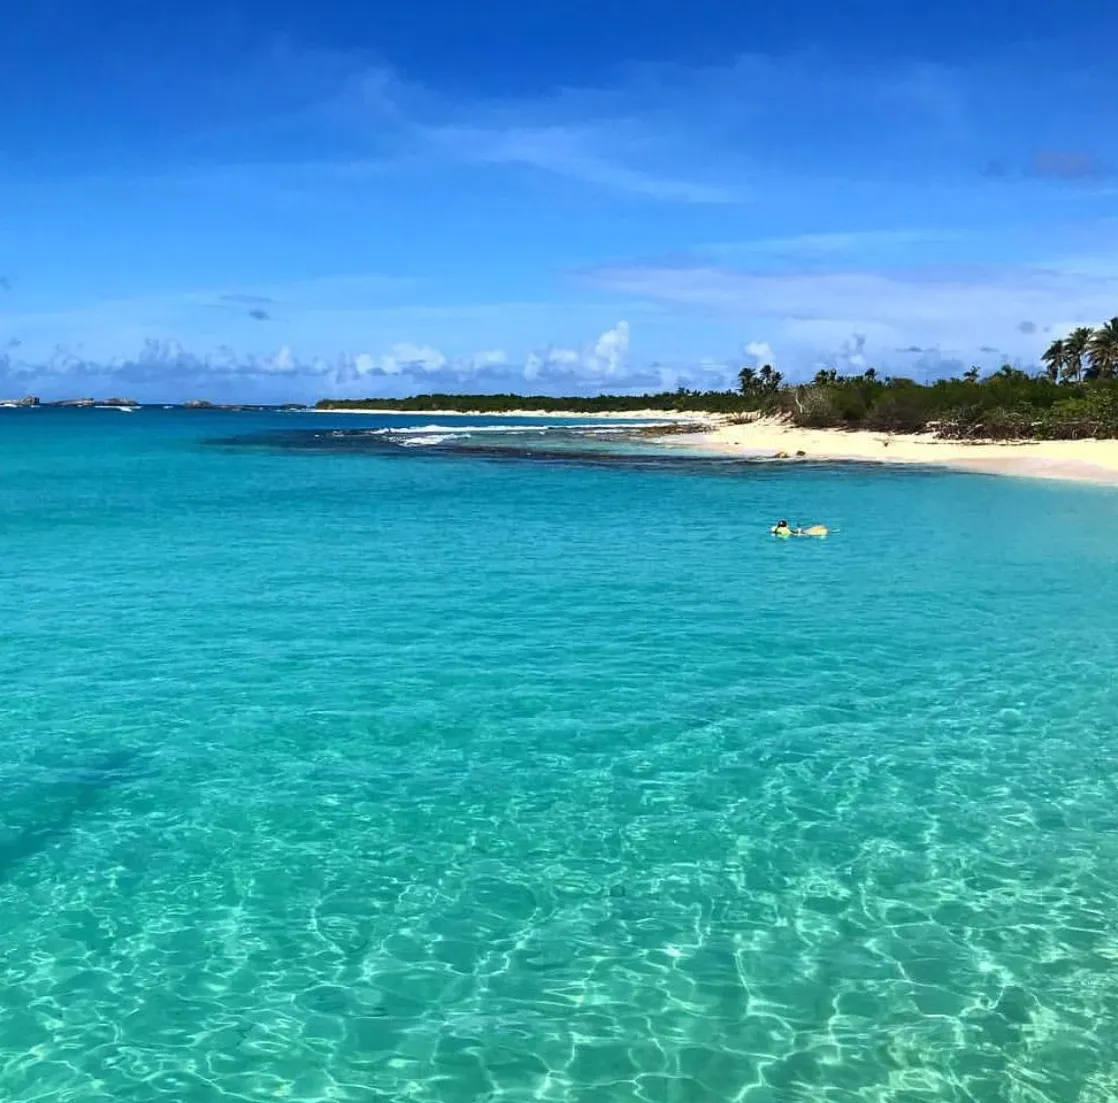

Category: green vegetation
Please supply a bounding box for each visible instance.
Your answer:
[317,317,1118,440]
[317,391,757,414]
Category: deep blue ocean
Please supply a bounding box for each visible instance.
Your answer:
[4,406,1118,1102]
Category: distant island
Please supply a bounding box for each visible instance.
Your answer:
[0,396,141,408]
[318,317,1118,441]
[181,401,308,412]
[56,397,140,407]
[0,398,309,412]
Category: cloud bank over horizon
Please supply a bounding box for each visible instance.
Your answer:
[5,251,1116,401]
[0,315,1080,404]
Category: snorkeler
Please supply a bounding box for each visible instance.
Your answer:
[771,520,829,538]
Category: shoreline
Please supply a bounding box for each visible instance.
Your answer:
[312,407,711,422]
[662,417,1118,485]
[313,407,1118,484]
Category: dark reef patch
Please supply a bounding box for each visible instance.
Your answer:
[204,426,946,480]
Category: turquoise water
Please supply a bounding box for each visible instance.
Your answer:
[4,408,1118,1102]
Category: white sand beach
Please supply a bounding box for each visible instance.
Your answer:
[665,417,1118,485]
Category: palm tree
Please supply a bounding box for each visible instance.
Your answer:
[736,366,757,394]
[758,364,783,391]
[1041,337,1066,382]
[1087,319,1118,379]
[1064,326,1094,382]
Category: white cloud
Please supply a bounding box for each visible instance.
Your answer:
[388,342,447,372]
[569,257,1118,380]
[352,352,380,374]
[88,43,1118,212]
[588,320,631,377]
[467,348,508,368]
[702,229,963,260]
[427,123,744,204]
[517,322,631,385]
[338,341,449,377]
[268,55,753,204]
[547,348,581,367]
[522,349,575,382]
[0,321,645,403]
[825,333,870,374]
[743,340,774,364]
[582,262,1118,353]
[275,49,1113,218]
[267,345,297,372]
[521,352,544,382]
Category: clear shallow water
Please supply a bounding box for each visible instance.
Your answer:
[3,408,1118,1102]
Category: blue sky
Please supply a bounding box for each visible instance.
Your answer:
[2,0,1117,401]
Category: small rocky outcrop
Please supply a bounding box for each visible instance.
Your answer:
[100,397,140,407]
[183,400,215,409]
[54,398,96,407]
[630,421,708,437]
